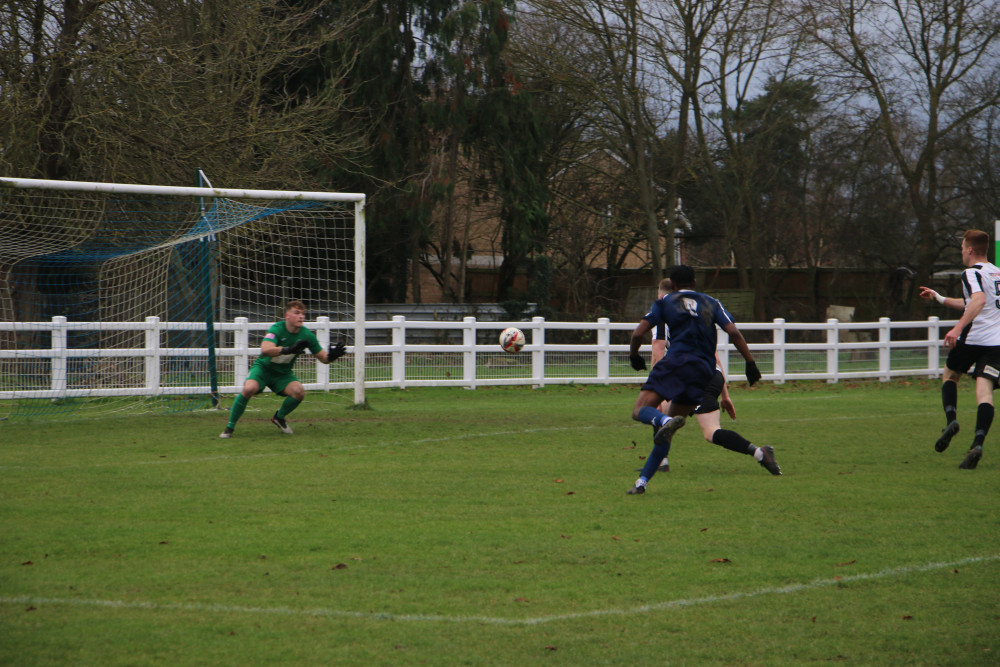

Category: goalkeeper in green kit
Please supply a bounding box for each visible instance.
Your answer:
[220,300,347,438]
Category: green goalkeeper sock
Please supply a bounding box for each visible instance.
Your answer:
[276,396,301,419]
[228,394,249,428]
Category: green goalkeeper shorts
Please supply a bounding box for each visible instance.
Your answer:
[247,361,299,396]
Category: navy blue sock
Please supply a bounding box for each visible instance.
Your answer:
[974,403,994,447]
[639,443,670,482]
[637,406,666,428]
[942,381,958,424]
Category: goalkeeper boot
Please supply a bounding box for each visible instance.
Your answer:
[935,420,960,452]
[653,415,686,446]
[220,427,234,439]
[958,445,983,470]
[758,445,782,476]
[271,413,293,435]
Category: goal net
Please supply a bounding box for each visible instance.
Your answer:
[0,177,366,420]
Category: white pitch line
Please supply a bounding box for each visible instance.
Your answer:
[2,555,995,626]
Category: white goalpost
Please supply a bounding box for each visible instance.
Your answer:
[0,177,366,420]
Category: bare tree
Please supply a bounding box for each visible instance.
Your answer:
[515,0,672,277]
[0,0,369,189]
[792,0,1000,306]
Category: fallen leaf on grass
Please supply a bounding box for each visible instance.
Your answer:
[902,615,913,620]
[515,597,530,603]
[553,479,564,483]
[835,559,856,567]
[545,646,557,651]
[21,561,32,566]
[711,558,731,563]
[332,563,348,570]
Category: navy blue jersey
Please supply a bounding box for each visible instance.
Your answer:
[643,290,735,363]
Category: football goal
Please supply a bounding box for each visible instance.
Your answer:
[0,176,366,420]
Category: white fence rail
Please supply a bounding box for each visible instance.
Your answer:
[0,315,954,400]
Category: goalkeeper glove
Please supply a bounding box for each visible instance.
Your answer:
[629,352,647,371]
[328,342,347,361]
[745,360,762,386]
[280,339,310,355]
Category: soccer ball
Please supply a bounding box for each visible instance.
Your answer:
[499,327,526,353]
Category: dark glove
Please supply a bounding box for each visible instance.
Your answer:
[745,360,761,386]
[328,341,347,361]
[629,352,647,371]
[280,339,310,355]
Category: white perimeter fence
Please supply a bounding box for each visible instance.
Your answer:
[0,316,957,400]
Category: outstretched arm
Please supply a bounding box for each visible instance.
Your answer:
[722,322,761,386]
[629,319,653,370]
[918,286,964,311]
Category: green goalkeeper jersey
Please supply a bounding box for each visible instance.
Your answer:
[259,321,321,370]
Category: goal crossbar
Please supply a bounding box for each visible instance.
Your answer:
[0,177,366,204]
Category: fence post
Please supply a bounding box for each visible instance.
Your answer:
[826,319,839,383]
[596,318,610,382]
[531,316,545,388]
[927,316,941,377]
[717,327,731,379]
[772,318,786,384]
[234,317,250,388]
[51,316,67,395]
[145,316,161,394]
[392,316,406,388]
[315,316,330,388]
[878,317,891,381]
[463,317,477,389]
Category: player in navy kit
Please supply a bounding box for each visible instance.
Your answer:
[645,278,781,476]
[625,265,765,494]
[919,229,1000,469]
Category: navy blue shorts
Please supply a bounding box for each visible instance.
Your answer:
[642,352,714,406]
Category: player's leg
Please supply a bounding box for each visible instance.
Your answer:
[697,411,781,475]
[629,398,693,494]
[960,369,996,469]
[221,378,262,438]
[936,364,964,452]
[271,378,305,435]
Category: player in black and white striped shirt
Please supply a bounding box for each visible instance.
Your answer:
[919,229,1000,469]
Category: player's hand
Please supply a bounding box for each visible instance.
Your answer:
[745,360,761,386]
[721,395,736,420]
[943,327,960,349]
[629,352,647,371]
[919,286,945,304]
[280,339,310,355]
[328,341,347,361]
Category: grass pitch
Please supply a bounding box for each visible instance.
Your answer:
[1,380,998,665]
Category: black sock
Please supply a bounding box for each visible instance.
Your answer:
[712,429,755,455]
[973,403,994,447]
[942,381,958,424]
